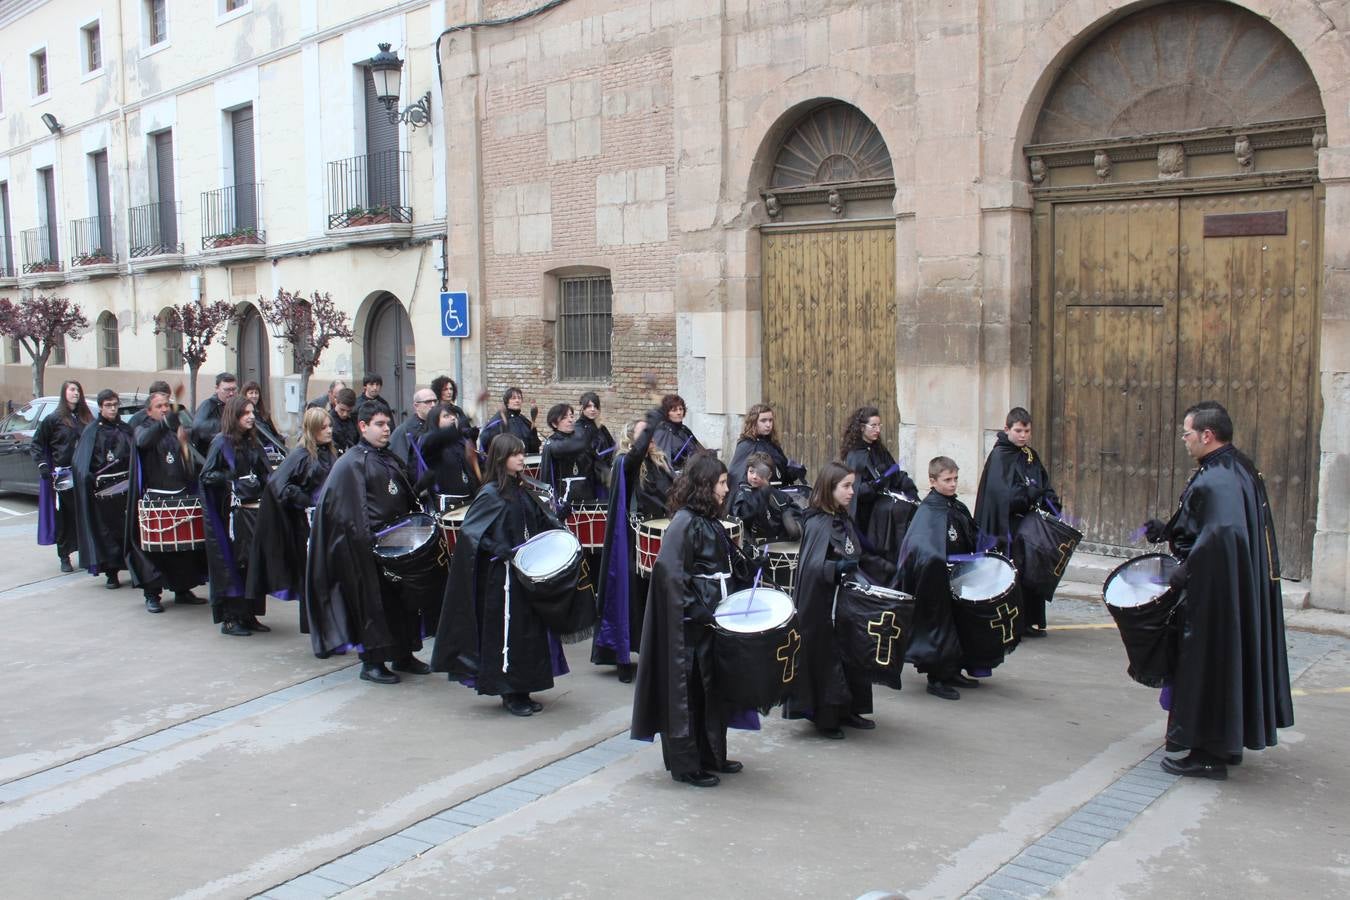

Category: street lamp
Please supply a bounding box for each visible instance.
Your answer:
[367,43,432,130]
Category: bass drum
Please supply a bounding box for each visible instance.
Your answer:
[373,514,448,624]
[713,587,797,710]
[512,529,594,640]
[834,580,915,690]
[1103,554,1182,688]
[949,552,1021,669]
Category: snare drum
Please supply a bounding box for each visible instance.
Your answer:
[1014,508,1083,599]
[432,493,472,516]
[138,492,206,551]
[634,518,670,576]
[949,552,1021,668]
[52,467,75,493]
[373,514,448,604]
[439,505,470,555]
[776,484,811,511]
[522,454,542,480]
[94,472,130,500]
[565,502,608,550]
[762,541,801,593]
[1103,554,1181,688]
[713,587,798,709]
[512,529,584,598]
[834,580,915,689]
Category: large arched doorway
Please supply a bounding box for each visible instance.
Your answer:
[236,303,268,389]
[757,101,897,475]
[365,292,416,422]
[1027,1,1325,577]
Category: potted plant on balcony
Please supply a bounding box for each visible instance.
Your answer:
[214,227,261,248]
[77,248,115,266]
[345,206,394,227]
[29,259,61,274]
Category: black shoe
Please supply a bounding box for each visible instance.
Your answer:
[843,714,877,730]
[717,760,744,774]
[617,663,637,684]
[359,663,400,684]
[243,617,271,633]
[1161,753,1228,781]
[59,557,74,573]
[1024,626,1048,638]
[145,596,165,614]
[174,592,207,605]
[672,770,720,787]
[391,656,432,675]
[221,619,252,637]
[524,695,544,713]
[949,673,981,688]
[502,695,533,716]
[927,681,961,700]
[816,725,846,740]
[105,573,122,590]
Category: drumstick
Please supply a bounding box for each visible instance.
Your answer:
[714,607,775,619]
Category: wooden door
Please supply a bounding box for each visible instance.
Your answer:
[237,305,268,389]
[761,225,897,477]
[1045,189,1319,577]
[366,294,416,422]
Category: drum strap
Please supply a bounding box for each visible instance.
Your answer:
[693,571,733,605]
[502,571,513,674]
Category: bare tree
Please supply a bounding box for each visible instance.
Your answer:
[0,294,91,398]
[258,289,353,422]
[154,300,237,411]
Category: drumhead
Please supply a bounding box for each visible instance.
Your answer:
[441,506,470,525]
[638,518,672,535]
[373,514,439,557]
[1104,554,1178,609]
[514,529,583,580]
[951,555,1017,602]
[716,588,794,633]
[763,541,800,558]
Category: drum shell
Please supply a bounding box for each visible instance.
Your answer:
[634,519,668,576]
[714,620,797,710]
[138,496,206,551]
[952,596,1020,669]
[834,582,914,689]
[1014,509,1083,599]
[565,502,608,550]
[1104,554,1182,688]
[374,515,448,606]
[761,542,801,594]
[512,530,584,599]
[53,467,75,492]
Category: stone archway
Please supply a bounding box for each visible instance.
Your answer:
[1025,1,1325,578]
[363,291,416,422]
[234,302,268,390]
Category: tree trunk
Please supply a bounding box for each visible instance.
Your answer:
[298,368,313,423]
[187,362,201,414]
[30,347,49,399]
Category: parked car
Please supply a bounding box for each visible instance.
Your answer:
[0,393,190,496]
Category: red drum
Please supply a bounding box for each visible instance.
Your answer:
[566,502,608,550]
[138,493,206,551]
[439,506,470,555]
[635,517,742,576]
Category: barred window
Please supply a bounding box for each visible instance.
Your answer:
[52,333,66,366]
[98,312,119,367]
[557,275,612,381]
[157,308,184,370]
[6,338,20,364]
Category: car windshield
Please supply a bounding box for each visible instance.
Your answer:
[2,402,45,434]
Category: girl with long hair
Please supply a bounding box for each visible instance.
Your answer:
[32,379,94,571]
[840,405,920,564]
[575,391,616,486]
[241,381,286,464]
[728,403,807,487]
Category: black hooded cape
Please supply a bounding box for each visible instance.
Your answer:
[898,490,971,676]
[199,434,271,621]
[844,442,919,560]
[651,419,704,470]
[1161,444,1293,756]
[247,445,334,618]
[72,417,134,574]
[727,436,806,487]
[124,414,206,594]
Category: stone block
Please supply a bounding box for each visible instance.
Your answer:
[916,215,982,257]
[539,20,583,59]
[736,30,771,67]
[613,292,646,316]
[572,78,602,118]
[493,186,517,219]
[913,366,980,429]
[603,89,627,118]
[1311,529,1349,612]
[488,36,528,67]
[546,82,571,124]
[603,6,652,43]
[674,40,722,78]
[547,122,575,162]
[493,216,518,256]
[575,116,602,158]
[596,205,625,247]
[645,291,675,315]
[518,214,552,254]
[634,166,667,202]
[596,172,628,206]
[519,183,551,216]
[829,7,866,53]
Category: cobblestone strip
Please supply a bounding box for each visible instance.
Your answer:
[254,734,643,900]
[0,666,358,805]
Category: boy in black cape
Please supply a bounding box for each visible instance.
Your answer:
[1142,401,1293,780]
[304,402,431,684]
[899,456,978,700]
[72,389,134,587]
[729,453,802,545]
[974,407,1061,638]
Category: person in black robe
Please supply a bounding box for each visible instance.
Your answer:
[361,373,389,411]
[575,391,616,491]
[329,387,359,454]
[305,401,432,683]
[126,391,207,613]
[72,389,134,588]
[539,403,602,505]
[899,457,979,700]
[974,407,1062,638]
[32,380,93,572]
[729,452,803,545]
[247,408,335,622]
[841,405,920,565]
[1142,402,1293,780]
[430,375,477,434]
[199,396,272,636]
[478,387,541,455]
[413,404,483,506]
[242,381,287,466]
[631,451,751,787]
[190,373,238,458]
[391,388,437,481]
[728,403,807,488]
[432,433,569,715]
[306,379,347,412]
[784,461,883,738]
[593,408,674,681]
[126,380,173,431]
[651,393,705,472]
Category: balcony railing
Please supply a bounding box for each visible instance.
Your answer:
[327,150,412,229]
[69,214,117,267]
[0,235,14,277]
[201,183,264,250]
[21,226,62,275]
[129,200,183,257]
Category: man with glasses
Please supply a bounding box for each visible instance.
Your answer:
[391,389,437,481]
[191,372,238,458]
[1140,401,1293,780]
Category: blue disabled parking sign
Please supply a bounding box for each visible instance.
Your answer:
[440,291,470,338]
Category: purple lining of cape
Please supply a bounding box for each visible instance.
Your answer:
[37,466,58,545]
[594,459,632,663]
[1159,682,1172,711]
[201,441,245,597]
[272,589,300,603]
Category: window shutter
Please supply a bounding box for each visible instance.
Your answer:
[231,106,256,229]
[364,71,400,209]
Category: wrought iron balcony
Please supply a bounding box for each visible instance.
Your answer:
[21,226,62,275]
[327,150,412,229]
[0,235,14,277]
[69,214,117,267]
[201,183,264,250]
[129,200,183,257]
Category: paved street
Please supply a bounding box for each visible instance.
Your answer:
[0,494,1345,900]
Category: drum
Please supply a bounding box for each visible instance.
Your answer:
[834,580,914,689]
[522,454,542,480]
[439,505,470,555]
[432,493,471,516]
[776,484,811,511]
[1014,508,1083,600]
[512,529,583,598]
[762,541,801,593]
[713,587,798,710]
[94,472,129,499]
[1103,554,1182,688]
[949,552,1021,668]
[565,502,608,550]
[634,518,670,576]
[138,492,206,551]
[52,467,75,493]
[373,514,448,606]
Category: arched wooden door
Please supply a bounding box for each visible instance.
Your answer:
[236,304,268,389]
[365,293,415,422]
